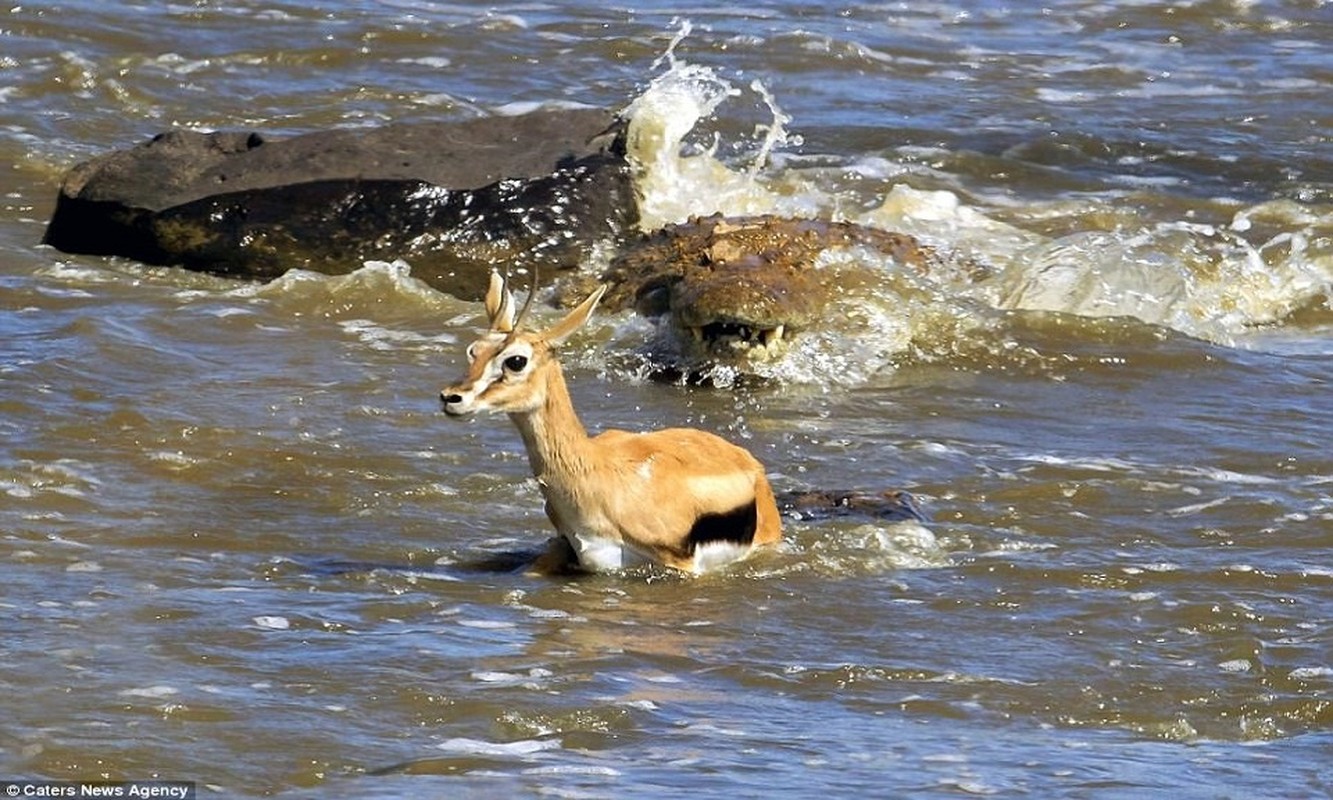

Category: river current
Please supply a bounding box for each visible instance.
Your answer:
[1,2,1330,797]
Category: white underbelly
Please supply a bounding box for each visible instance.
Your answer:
[563,529,753,573]
[689,539,754,573]
[564,529,651,572]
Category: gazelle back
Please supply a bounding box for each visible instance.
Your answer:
[441,272,781,573]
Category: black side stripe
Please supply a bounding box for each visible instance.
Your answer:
[686,501,757,553]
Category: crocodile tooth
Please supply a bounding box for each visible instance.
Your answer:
[689,326,704,342]
[760,325,785,348]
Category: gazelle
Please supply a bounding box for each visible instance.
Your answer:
[440,272,782,573]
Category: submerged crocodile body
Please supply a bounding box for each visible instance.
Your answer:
[43,110,633,301]
[557,213,980,369]
[45,118,980,374]
[44,117,983,375]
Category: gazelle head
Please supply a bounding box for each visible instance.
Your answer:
[441,272,606,416]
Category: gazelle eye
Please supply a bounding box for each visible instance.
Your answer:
[503,354,529,373]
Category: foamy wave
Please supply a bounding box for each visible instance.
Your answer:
[755,519,952,579]
[228,259,464,322]
[619,39,1332,369]
[623,27,820,229]
[990,217,1332,343]
[436,737,560,756]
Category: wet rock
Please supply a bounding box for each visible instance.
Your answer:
[43,108,635,299]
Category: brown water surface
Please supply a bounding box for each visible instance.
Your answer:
[2,2,1331,797]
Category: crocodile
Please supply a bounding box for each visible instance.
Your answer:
[43,109,634,301]
[44,118,985,373]
[555,212,985,369]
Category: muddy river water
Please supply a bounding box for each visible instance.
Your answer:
[1,2,1330,797]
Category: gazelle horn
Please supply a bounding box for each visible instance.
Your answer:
[501,267,540,347]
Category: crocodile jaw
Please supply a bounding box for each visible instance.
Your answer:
[684,320,792,361]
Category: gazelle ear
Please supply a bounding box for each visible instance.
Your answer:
[543,284,607,346]
[484,271,516,333]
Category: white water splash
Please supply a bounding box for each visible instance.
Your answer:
[436,737,560,756]
[618,29,1332,366]
[990,217,1333,344]
[623,25,817,229]
[790,520,952,577]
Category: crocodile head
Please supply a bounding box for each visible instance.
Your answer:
[631,252,822,363]
[575,214,957,371]
[546,210,975,376]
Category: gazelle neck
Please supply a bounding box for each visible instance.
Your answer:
[507,362,593,481]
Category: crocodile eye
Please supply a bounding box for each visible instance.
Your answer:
[503,354,529,373]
